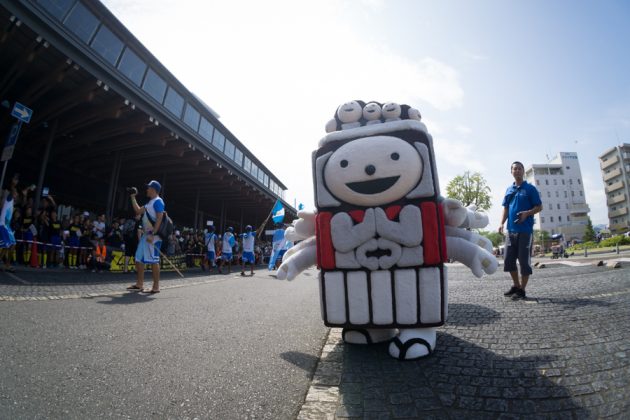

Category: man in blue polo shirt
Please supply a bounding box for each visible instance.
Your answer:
[499,161,542,300]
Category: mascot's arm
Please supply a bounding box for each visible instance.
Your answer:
[446,236,498,278]
[276,236,317,281]
[445,225,493,253]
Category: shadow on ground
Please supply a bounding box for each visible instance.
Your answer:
[447,303,501,326]
[336,334,589,418]
[94,292,157,305]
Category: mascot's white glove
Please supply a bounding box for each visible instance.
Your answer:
[442,198,467,227]
[277,237,317,281]
[287,210,317,242]
[459,205,490,229]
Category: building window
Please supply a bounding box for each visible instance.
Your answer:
[142,69,167,103]
[212,129,225,152]
[117,48,146,86]
[234,148,243,166]
[251,163,259,179]
[183,104,201,131]
[569,179,573,185]
[571,191,575,196]
[198,118,214,142]
[63,2,99,43]
[545,179,549,185]
[555,191,559,197]
[577,179,581,185]
[566,203,569,209]
[224,140,235,160]
[550,216,554,222]
[566,166,570,170]
[579,191,583,196]
[553,179,557,185]
[541,216,545,223]
[90,25,124,65]
[243,156,252,173]
[164,88,185,118]
[263,173,269,187]
[567,216,570,221]
[564,191,567,198]
[536,179,539,186]
[547,191,551,198]
[557,203,560,209]
[562,179,565,185]
[548,203,552,210]
[558,216,562,222]
[37,0,75,21]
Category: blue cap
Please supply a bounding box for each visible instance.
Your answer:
[146,180,161,192]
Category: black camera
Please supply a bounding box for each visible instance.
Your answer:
[126,187,138,195]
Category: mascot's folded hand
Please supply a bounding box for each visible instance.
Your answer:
[442,198,467,227]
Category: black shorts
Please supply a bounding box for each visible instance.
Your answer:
[124,240,138,257]
[504,232,533,276]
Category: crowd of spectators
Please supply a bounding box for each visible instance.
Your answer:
[2,173,274,273]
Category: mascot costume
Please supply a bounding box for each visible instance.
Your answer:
[277,101,498,360]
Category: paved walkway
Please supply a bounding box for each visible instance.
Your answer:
[0,266,241,301]
[299,263,630,419]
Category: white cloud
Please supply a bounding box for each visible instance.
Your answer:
[102,0,465,210]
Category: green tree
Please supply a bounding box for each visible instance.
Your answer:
[446,171,492,211]
[534,229,550,249]
[583,218,596,242]
[478,230,504,247]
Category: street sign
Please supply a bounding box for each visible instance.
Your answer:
[11,102,33,124]
[1,122,22,162]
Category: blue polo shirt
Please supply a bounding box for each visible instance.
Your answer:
[502,181,542,233]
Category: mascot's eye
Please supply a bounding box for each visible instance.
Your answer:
[391,153,400,161]
[340,160,348,168]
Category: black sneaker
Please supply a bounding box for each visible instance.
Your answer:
[511,289,526,300]
[504,286,520,297]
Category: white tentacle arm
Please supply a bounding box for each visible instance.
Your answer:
[277,210,318,281]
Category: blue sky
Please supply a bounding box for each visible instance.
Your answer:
[103,0,630,227]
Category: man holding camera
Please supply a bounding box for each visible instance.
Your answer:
[126,180,165,293]
[498,161,542,300]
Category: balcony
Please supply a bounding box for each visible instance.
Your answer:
[607,193,626,206]
[609,221,630,234]
[608,206,628,219]
[605,180,625,193]
[569,203,590,215]
[600,155,619,170]
[603,167,622,182]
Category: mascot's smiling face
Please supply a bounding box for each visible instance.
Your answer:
[324,136,423,207]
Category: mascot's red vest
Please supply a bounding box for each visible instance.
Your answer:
[315,201,448,270]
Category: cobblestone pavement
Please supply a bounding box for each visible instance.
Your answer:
[0,266,242,300]
[299,263,630,419]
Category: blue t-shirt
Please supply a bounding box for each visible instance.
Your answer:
[502,181,541,233]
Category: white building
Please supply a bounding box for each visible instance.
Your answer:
[524,152,590,241]
[599,143,630,234]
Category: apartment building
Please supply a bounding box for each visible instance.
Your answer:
[599,143,630,234]
[525,152,590,240]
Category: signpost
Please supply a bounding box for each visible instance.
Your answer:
[0,102,33,189]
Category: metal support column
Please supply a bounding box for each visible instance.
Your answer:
[193,188,200,230]
[219,200,225,233]
[105,152,121,223]
[33,119,57,212]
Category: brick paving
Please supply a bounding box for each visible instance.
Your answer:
[299,262,630,419]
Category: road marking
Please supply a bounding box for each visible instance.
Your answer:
[5,271,30,285]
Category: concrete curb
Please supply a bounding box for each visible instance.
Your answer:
[297,328,343,420]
